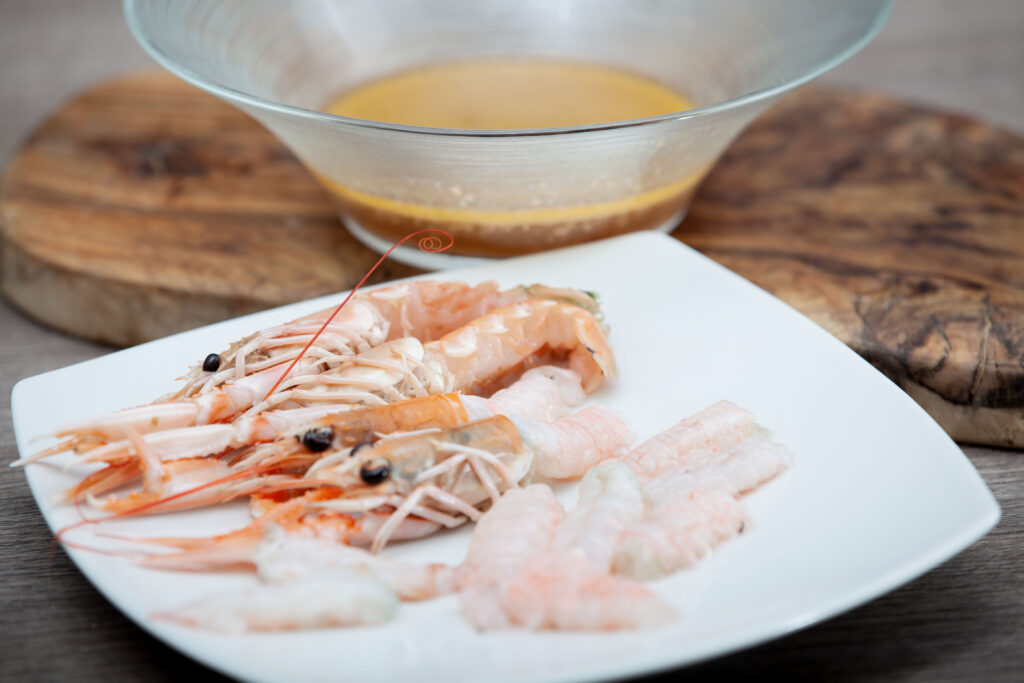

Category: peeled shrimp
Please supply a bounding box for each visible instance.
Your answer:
[156,522,458,633]
[620,400,754,479]
[458,485,564,585]
[456,484,673,631]
[511,407,633,480]
[551,461,645,568]
[499,554,676,631]
[157,570,398,633]
[613,489,748,580]
[640,434,793,502]
[610,409,792,580]
[470,365,586,423]
[254,525,454,600]
[456,485,565,630]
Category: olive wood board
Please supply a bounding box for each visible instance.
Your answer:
[1,71,1021,447]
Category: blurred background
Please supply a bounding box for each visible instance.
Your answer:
[1,1,1022,682]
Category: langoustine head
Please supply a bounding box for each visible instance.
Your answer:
[309,416,534,552]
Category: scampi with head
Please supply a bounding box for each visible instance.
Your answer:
[138,416,537,570]
[51,366,598,516]
[304,416,534,553]
[17,283,611,469]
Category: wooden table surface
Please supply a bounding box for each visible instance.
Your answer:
[2,1,1021,681]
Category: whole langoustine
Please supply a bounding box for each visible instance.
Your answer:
[60,366,594,513]
[18,278,598,464]
[238,297,616,415]
[67,393,472,514]
[456,485,674,631]
[172,280,601,401]
[25,295,615,480]
[130,401,633,564]
[136,415,533,567]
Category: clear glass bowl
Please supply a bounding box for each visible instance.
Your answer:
[125,0,892,268]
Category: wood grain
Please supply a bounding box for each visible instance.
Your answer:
[676,90,1024,448]
[0,71,417,345]
[1,72,1022,448]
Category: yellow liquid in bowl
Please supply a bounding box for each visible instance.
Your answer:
[320,59,699,256]
[325,59,693,129]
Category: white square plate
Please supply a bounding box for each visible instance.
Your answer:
[12,232,998,683]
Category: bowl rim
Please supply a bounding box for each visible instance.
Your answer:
[124,0,893,138]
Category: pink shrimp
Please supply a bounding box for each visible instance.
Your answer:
[156,570,399,633]
[640,434,793,501]
[171,280,590,399]
[66,365,591,515]
[19,281,601,466]
[253,525,454,600]
[613,488,748,580]
[610,409,792,580]
[456,485,673,631]
[153,524,456,633]
[619,400,754,479]
[511,406,634,479]
[472,365,586,423]
[65,365,582,469]
[551,461,645,568]
[425,298,616,396]
[499,554,676,630]
[241,299,615,416]
[130,415,533,570]
[61,393,473,512]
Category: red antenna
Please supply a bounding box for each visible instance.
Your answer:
[262,229,455,400]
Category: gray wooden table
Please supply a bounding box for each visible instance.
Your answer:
[2,1,1021,681]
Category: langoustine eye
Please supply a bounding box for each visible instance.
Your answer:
[360,459,391,485]
[301,427,333,452]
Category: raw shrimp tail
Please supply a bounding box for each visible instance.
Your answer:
[620,400,755,479]
[154,570,399,633]
[613,488,748,580]
[514,406,634,480]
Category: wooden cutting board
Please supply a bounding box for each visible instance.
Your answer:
[1,71,1021,447]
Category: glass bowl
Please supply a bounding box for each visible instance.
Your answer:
[125,0,892,268]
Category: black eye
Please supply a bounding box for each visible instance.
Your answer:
[301,427,333,452]
[360,460,391,485]
[202,353,221,372]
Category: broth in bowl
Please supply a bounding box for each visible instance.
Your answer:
[319,59,702,257]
